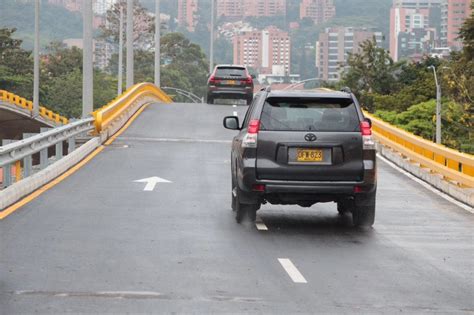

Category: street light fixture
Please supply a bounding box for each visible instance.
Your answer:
[209,0,215,73]
[154,0,161,87]
[82,0,93,118]
[33,0,40,117]
[118,6,124,95]
[428,65,441,144]
[126,0,134,88]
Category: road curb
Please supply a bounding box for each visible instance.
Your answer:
[376,142,474,207]
[0,137,101,213]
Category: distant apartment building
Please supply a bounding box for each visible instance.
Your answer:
[177,0,198,32]
[316,27,383,82]
[299,0,336,24]
[389,0,444,61]
[441,0,472,49]
[48,0,82,11]
[233,27,291,75]
[217,0,286,18]
[48,0,115,14]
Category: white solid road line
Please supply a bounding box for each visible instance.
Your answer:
[255,216,268,231]
[278,258,307,284]
[377,154,474,213]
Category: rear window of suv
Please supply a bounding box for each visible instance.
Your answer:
[260,97,360,132]
[215,67,246,77]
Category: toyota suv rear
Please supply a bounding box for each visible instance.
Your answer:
[223,87,377,227]
[207,65,254,105]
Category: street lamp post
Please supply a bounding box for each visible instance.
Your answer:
[126,0,134,88]
[82,0,93,118]
[209,0,215,73]
[33,0,40,117]
[117,6,124,95]
[428,65,442,144]
[154,0,161,87]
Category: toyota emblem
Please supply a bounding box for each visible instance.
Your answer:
[304,133,317,142]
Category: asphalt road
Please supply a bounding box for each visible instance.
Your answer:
[1,102,473,314]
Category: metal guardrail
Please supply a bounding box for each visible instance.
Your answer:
[0,90,69,125]
[0,118,94,188]
[365,112,474,188]
[93,83,172,133]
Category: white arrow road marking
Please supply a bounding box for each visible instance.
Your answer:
[278,258,307,283]
[134,177,172,191]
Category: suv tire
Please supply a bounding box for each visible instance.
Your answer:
[337,199,353,215]
[207,95,214,104]
[235,185,258,223]
[352,190,376,227]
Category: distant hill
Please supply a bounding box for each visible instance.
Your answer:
[0,0,83,49]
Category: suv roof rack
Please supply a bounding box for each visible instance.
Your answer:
[340,87,352,93]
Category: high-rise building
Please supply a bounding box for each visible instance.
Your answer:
[389,0,443,61]
[94,0,116,15]
[177,0,198,32]
[299,0,336,24]
[316,27,383,82]
[441,0,472,49]
[217,0,286,18]
[48,0,116,14]
[48,0,82,12]
[233,27,291,75]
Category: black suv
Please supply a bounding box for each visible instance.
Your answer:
[207,65,254,105]
[223,87,377,227]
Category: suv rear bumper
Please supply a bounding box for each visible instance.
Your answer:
[237,158,376,204]
[208,86,253,99]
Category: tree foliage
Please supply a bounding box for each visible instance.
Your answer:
[0,28,117,118]
[100,0,155,49]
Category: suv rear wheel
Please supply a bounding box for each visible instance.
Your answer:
[207,95,214,104]
[234,185,257,223]
[352,190,376,227]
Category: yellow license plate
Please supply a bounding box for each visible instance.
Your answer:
[297,149,323,162]
[226,80,236,85]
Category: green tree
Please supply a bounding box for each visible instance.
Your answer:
[459,3,474,59]
[43,42,83,78]
[342,37,399,104]
[100,0,155,49]
[0,28,33,97]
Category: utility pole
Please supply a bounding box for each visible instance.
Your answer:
[429,65,442,144]
[33,0,40,117]
[126,0,134,88]
[82,0,93,118]
[209,0,215,73]
[154,0,161,87]
[118,6,124,95]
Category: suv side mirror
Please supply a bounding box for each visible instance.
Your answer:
[223,116,240,130]
[365,118,372,127]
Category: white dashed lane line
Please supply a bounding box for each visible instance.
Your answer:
[255,215,268,231]
[278,258,308,284]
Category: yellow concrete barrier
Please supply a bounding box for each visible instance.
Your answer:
[0,90,69,125]
[92,83,172,134]
[365,112,474,188]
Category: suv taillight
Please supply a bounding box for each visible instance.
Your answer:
[360,121,375,150]
[244,75,253,85]
[209,76,217,84]
[242,119,260,148]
